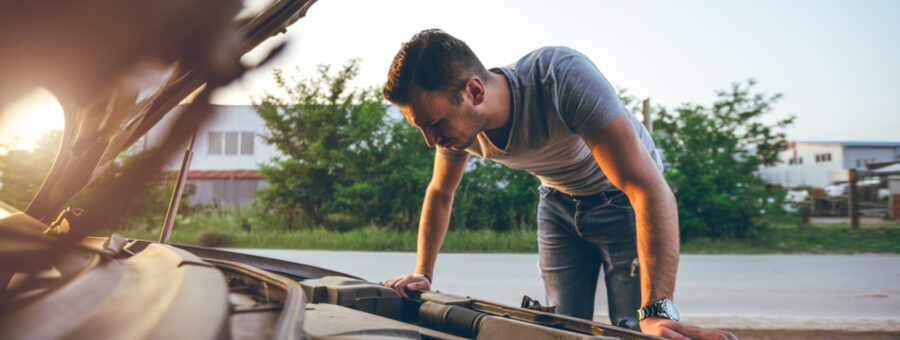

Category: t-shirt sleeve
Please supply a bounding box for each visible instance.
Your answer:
[436,146,470,162]
[554,51,624,140]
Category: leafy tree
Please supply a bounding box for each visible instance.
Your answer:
[0,130,61,210]
[349,119,434,229]
[253,60,543,232]
[450,159,540,231]
[652,79,794,240]
[254,60,389,228]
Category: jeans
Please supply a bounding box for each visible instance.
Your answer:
[537,185,641,330]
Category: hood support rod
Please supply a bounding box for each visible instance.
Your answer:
[159,129,196,244]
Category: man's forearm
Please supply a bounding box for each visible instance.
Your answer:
[630,184,680,306]
[414,188,454,279]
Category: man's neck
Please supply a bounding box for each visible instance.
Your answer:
[482,71,512,150]
[483,71,511,131]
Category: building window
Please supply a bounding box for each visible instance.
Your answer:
[815,153,832,163]
[241,132,254,155]
[209,131,254,155]
[208,132,223,155]
[789,156,804,165]
[224,132,239,155]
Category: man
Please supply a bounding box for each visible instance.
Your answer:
[382,29,735,340]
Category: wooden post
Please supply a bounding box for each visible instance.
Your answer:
[849,169,860,229]
[642,98,652,133]
[810,189,819,216]
[890,175,900,221]
[800,204,811,226]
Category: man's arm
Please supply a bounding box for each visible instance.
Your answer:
[586,114,736,340]
[585,114,678,307]
[384,154,467,297]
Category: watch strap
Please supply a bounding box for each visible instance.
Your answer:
[413,273,431,283]
[637,299,678,321]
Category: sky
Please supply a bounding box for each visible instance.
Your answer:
[2,0,898,149]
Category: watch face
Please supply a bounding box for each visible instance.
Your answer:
[663,300,680,321]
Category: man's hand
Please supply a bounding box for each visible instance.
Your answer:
[383,274,431,298]
[640,318,738,340]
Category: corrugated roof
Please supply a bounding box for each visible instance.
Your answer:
[799,141,900,147]
[873,163,900,174]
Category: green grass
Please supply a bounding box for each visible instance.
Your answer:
[102,207,900,254]
[116,225,538,253]
[101,207,539,252]
[681,220,900,254]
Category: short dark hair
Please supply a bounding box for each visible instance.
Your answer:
[383,29,489,106]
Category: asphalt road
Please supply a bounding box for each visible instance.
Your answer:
[229,249,900,332]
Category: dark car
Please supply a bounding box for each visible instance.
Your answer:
[0,1,657,339]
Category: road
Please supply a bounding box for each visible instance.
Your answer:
[229,249,900,333]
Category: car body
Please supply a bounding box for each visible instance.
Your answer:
[0,1,658,339]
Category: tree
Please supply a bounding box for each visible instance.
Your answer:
[254,60,389,228]
[451,159,540,231]
[325,118,433,230]
[651,79,794,240]
[253,60,542,232]
[0,131,61,210]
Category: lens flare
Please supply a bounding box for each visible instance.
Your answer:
[0,88,64,151]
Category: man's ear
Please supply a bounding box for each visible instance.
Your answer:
[465,76,485,106]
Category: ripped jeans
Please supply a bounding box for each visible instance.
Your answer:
[537,185,641,330]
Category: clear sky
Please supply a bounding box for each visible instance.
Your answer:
[217,0,900,142]
[2,0,898,149]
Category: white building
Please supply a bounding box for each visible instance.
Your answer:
[760,141,900,188]
[139,105,279,206]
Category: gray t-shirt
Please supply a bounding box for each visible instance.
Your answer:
[438,46,662,196]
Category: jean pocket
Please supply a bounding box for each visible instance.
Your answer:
[607,191,633,210]
[575,202,636,238]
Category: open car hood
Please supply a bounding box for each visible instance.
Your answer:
[1,0,316,227]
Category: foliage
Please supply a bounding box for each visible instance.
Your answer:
[343,119,434,229]
[681,220,900,254]
[254,63,794,239]
[0,131,62,210]
[651,79,794,240]
[451,158,540,231]
[254,60,539,231]
[254,60,389,228]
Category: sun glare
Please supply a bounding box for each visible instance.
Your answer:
[0,88,65,151]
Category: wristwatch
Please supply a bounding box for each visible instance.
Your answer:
[637,299,680,321]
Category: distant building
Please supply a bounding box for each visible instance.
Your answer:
[138,105,279,206]
[759,141,900,188]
